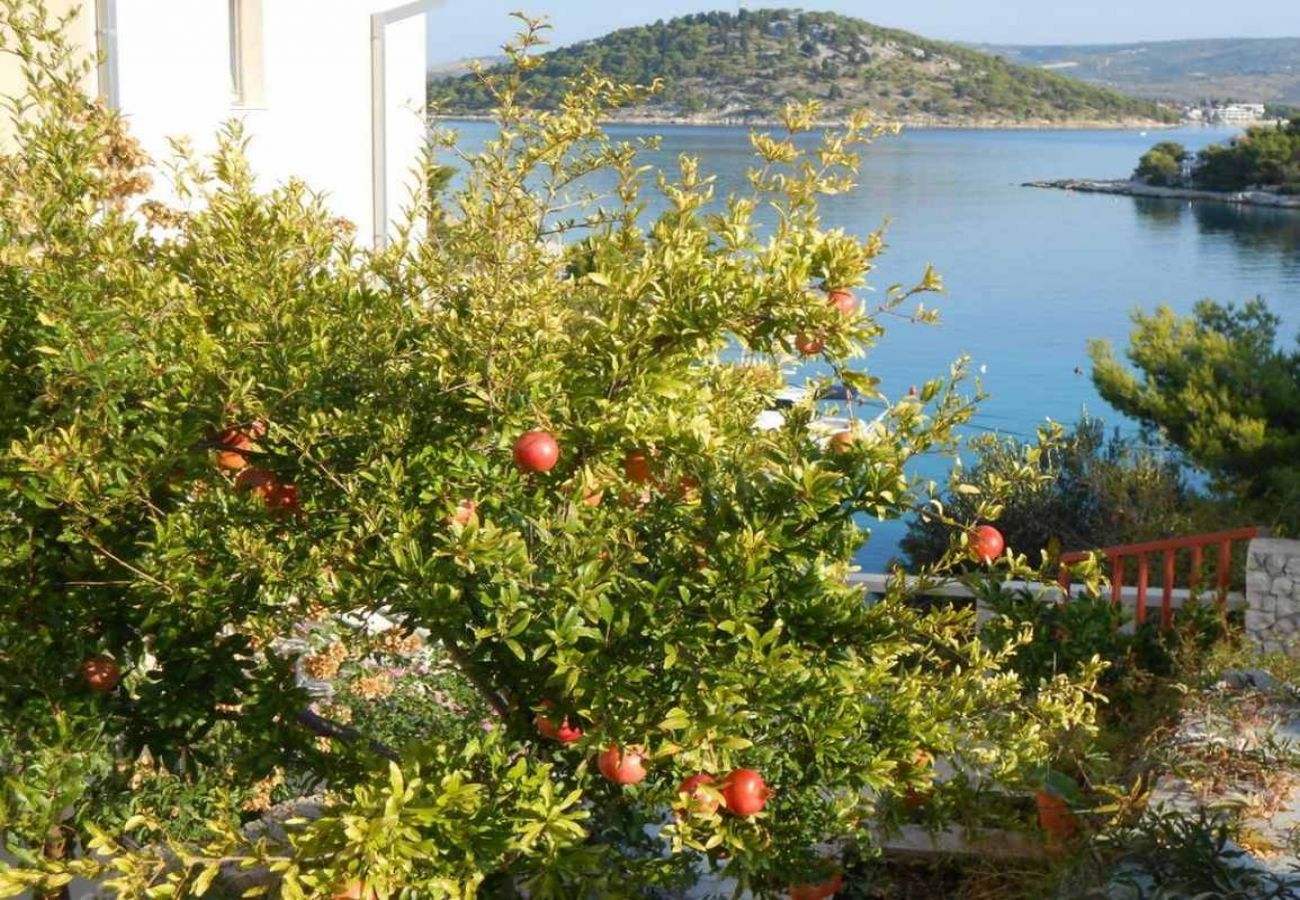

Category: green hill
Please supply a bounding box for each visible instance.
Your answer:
[430,9,1178,127]
[976,38,1300,106]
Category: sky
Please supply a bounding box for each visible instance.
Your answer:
[426,0,1300,64]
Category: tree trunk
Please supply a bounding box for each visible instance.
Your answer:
[40,825,72,900]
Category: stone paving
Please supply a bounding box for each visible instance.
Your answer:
[1144,669,1300,895]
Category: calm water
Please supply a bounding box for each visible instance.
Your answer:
[444,122,1300,568]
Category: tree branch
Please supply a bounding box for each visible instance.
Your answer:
[435,629,513,721]
[294,708,400,762]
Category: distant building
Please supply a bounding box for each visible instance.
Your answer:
[1213,103,1267,125]
[0,1,432,247]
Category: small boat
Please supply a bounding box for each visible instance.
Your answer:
[756,384,889,446]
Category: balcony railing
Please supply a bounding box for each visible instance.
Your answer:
[1057,526,1260,628]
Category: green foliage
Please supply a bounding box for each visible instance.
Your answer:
[1091,807,1297,899]
[976,580,1228,691]
[1190,117,1300,192]
[1090,298,1300,524]
[903,418,1205,570]
[430,9,1177,126]
[1132,120,1300,193]
[978,585,1129,688]
[0,5,1098,897]
[1133,141,1188,186]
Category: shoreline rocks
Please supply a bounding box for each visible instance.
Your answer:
[434,113,1176,132]
[1024,178,1300,210]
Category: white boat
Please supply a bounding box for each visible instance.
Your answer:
[756,384,890,446]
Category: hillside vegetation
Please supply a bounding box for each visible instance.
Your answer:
[979,38,1300,105]
[431,9,1178,126]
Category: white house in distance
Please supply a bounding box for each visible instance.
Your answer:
[0,0,432,247]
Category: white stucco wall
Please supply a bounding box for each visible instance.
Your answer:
[111,0,428,243]
[378,8,428,239]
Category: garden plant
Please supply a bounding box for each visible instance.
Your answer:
[0,5,1098,897]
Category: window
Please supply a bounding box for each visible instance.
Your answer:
[228,0,265,106]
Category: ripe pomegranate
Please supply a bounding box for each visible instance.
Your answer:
[827,289,856,316]
[621,487,652,509]
[1036,789,1077,842]
[597,745,648,785]
[81,655,121,692]
[235,466,277,500]
[676,773,719,815]
[794,333,824,355]
[622,449,654,484]
[450,498,477,525]
[901,749,934,808]
[788,872,844,900]
[265,482,301,517]
[214,427,255,471]
[969,524,1005,563]
[514,430,560,473]
[721,768,770,817]
[534,701,583,745]
[332,881,376,900]
[828,430,856,452]
[671,474,700,502]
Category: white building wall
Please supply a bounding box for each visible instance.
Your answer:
[378,9,428,240]
[111,0,428,243]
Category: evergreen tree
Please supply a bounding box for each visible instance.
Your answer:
[1090,298,1300,523]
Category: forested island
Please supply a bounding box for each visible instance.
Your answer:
[1135,117,1300,192]
[430,9,1179,128]
[1027,117,1300,208]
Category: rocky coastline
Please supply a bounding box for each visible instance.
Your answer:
[1024,178,1300,209]
[433,113,1176,132]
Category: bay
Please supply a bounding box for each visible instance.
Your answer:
[442,121,1300,569]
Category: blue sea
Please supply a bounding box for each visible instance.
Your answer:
[443,122,1300,569]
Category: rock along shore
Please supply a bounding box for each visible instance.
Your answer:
[1024,178,1300,210]
[434,113,1175,132]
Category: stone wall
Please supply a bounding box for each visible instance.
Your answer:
[1246,537,1300,654]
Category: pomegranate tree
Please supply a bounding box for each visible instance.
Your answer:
[0,10,1095,899]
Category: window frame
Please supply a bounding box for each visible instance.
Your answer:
[228,0,265,108]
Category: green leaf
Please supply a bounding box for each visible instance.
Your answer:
[658,708,692,731]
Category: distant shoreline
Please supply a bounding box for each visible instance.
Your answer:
[433,113,1177,132]
[1024,178,1300,210]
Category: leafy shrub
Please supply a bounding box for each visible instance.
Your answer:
[904,417,1203,570]
[978,584,1128,687]
[977,580,1229,689]
[1092,807,1297,899]
[0,6,1097,897]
